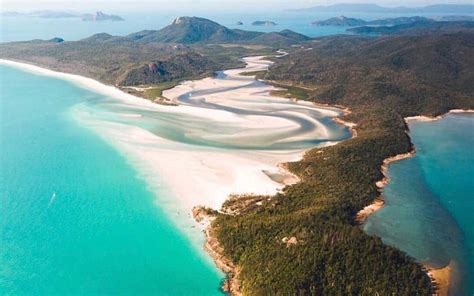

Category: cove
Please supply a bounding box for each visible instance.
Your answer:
[364,113,474,295]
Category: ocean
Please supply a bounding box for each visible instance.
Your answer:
[364,114,474,295]
[0,65,225,295]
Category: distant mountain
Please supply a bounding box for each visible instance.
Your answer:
[312,16,367,26]
[347,21,474,35]
[252,21,277,26]
[81,11,124,22]
[293,3,474,14]
[116,17,304,46]
[123,17,259,43]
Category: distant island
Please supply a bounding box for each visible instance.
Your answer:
[313,15,474,26]
[235,21,244,25]
[252,20,277,26]
[0,10,124,21]
[81,11,124,22]
[312,16,366,26]
[292,3,474,14]
[347,20,474,35]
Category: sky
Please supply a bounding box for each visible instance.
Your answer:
[1,0,473,12]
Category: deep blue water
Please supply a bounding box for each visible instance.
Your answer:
[364,114,474,295]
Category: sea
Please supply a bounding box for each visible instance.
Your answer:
[364,114,474,295]
[0,64,225,295]
[1,9,473,295]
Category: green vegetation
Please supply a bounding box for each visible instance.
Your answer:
[239,70,267,77]
[143,81,180,100]
[269,83,310,101]
[213,31,474,294]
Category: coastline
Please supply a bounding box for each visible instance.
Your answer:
[184,59,357,294]
[426,262,453,296]
[193,207,242,295]
[1,56,354,295]
[358,109,474,295]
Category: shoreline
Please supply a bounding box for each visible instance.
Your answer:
[357,109,474,295]
[193,207,242,295]
[426,262,453,296]
[1,56,354,295]
[186,58,357,294]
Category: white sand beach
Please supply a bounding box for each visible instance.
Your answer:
[0,57,349,232]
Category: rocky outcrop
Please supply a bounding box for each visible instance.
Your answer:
[192,206,241,295]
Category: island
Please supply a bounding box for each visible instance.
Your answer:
[251,20,277,26]
[311,16,366,26]
[313,15,474,27]
[1,17,472,295]
[292,3,474,14]
[81,11,124,22]
[347,20,474,35]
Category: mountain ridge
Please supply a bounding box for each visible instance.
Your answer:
[100,16,308,46]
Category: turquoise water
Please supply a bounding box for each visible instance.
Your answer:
[0,65,224,295]
[364,114,474,295]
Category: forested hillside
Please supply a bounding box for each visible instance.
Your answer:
[213,31,474,294]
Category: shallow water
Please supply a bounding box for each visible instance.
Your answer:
[0,57,350,294]
[0,65,225,295]
[364,114,474,295]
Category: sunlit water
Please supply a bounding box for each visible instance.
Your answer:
[0,55,350,294]
[364,114,474,295]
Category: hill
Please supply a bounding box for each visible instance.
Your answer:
[212,30,474,294]
[115,17,299,45]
